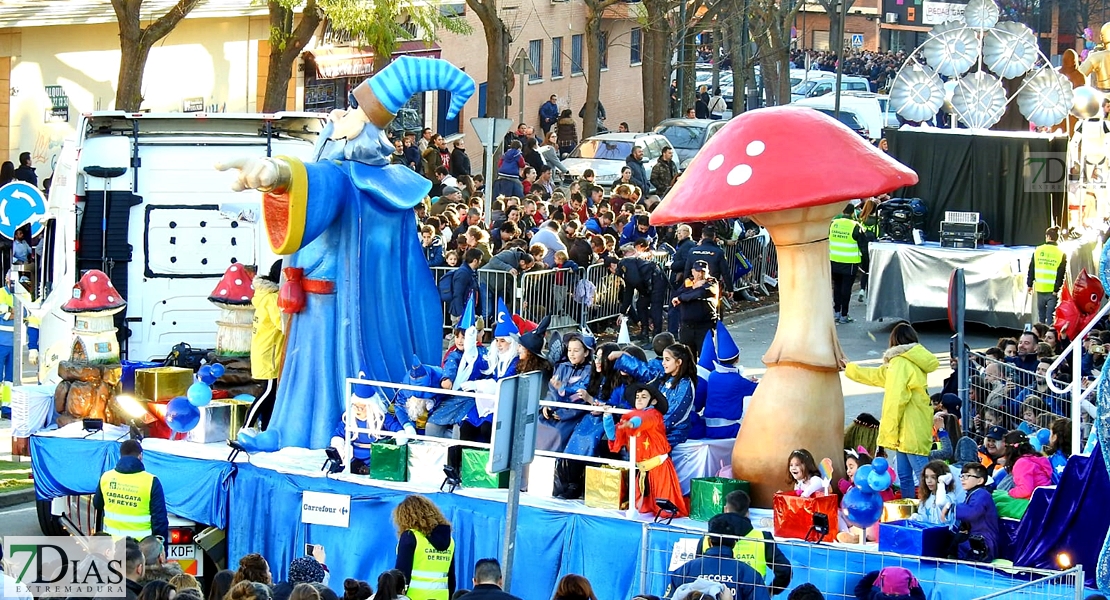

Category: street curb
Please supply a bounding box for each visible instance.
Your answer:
[725,303,778,324]
[0,488,35,509]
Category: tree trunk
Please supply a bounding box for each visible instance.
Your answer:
[111,0,204,112]
[468,0,510,120]
[824,4,843,55]
[641,0,672,127]
[583,5,603,138]
[263,0,322,113]
[680,28,698,113]
[115,39,153,112]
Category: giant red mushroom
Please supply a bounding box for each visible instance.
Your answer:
[208,264,256,357]
[651,107,918,507]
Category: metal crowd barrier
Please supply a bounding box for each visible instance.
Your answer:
[518,267,584,331]
[967,353,1077,441]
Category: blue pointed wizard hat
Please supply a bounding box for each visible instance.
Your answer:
[715,321,740,362]
[697,330,717,382]
[457,293,477,331]
[352,56,476,128]
[493,298,519,338]
[409,354,428,380]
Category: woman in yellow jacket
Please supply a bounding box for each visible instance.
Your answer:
[842,321,938,498]
[246,260,284,429]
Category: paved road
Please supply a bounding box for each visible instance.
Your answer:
[0,311,1017,539]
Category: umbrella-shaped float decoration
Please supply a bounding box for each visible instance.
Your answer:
[650,107,918,506]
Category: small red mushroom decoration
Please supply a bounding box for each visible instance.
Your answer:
[62,270,126,364]
[651,107,918,507]
[209,264,257,357]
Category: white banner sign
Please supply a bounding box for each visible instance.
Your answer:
[301,491,351,528]
[922,1,967,24]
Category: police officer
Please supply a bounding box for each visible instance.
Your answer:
[687,226,731,297]
[94,439,169,542]
[673,261,719,361]
[1027,227,1066,325]
[617,244,667,341]
[669,514,771,600]
[829,203,867,324]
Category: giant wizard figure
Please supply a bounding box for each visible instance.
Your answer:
[219,58,476,451]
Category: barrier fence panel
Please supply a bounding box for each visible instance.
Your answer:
[518,267,583,331]
[582,262,625,331]
[431,266,521,335]
[640,524,1082,600]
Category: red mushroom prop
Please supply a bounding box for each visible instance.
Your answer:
[208,264,256,357]
[61,269,127,364]
[651,107,918,507]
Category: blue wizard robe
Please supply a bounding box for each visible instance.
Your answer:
[261,157,440,450]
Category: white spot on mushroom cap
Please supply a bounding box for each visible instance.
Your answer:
[220,289,228,296]
[235,279,242,285]
[89,294,97,301]
[90,276,98,283]
[241,296,249,301]
[708,155,725,171]
[727,164,753,186]
[746,140,765,156]
[108,296,115,302]
[230,266,238,272]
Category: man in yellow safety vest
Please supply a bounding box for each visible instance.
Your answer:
[829,203,868,324]
[94,439,169,542]
[721,490,793,596]
[1026,227,1066,325]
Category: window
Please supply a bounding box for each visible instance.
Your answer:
[571,34,584,75]
[529,39,544,82]
[600,31,609,70]
[552,37,564,78]
[630,28,642,65]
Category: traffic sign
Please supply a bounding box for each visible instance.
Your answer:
[850,33,864,48]
[0,182,47,240]
[512,48,538,77]
[470,117,513,148]
[489,370,542,473]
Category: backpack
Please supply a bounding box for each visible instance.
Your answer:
[876,567,919,596]
[573,276,597,307]
[438,269,456,303]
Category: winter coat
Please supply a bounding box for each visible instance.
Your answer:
[485,248,529,273]
[1008,454,1053,499]
[250,276,283,380]
[536,360,593,451]
[556,118,578,153]
[688,240,731,289]
[449,264,479,318]
[954,486,1000,561]
[670,237,696,286]
[423,237,446,267]
[703,363,757,439]
[650,159,678,196]
[498,149,525,178]
[929,430,954,462]
[616,354,695,446]
[625,154,649,191]
[669,546,771,600]
[450,147,471,177]
[674,278,719,327]
[845,344,939,456]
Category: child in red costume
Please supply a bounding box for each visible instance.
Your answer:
[604,383,689,517]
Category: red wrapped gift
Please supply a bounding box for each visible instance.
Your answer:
[772,492,839,542]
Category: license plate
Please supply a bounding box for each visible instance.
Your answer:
[167,544,196,560]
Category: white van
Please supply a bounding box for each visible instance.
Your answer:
[36,112,322,381]
[793,94,885,141]
[791,75,871,102]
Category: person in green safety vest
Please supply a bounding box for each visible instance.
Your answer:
[708,490,794,596]
[829,203,869,324]
[855,199,880,304]
[1026,227,1066,325]
[393,495,456,600]
[93,439,169,543]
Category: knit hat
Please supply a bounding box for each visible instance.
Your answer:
[441,186,461,197]
[288,557,326,585]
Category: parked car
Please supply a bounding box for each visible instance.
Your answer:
[787,105,870,139]
[562,132,670,191]
[652,118,728,170]
[790,75,870,102]
[789,68,827,88]
[794,93,885,141]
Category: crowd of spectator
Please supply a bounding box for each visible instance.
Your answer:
[790,49,907,93]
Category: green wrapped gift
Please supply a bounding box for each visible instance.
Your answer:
[689,477,750,521]
[370,441,409,482]
[461,448,509,489]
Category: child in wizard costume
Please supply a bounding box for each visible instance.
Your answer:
[220,58,476,451]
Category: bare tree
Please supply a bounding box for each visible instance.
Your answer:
[111,0,204,111]
[467,0,511,120]
[639,0,679,127]
[813,0,854,55]
[747,0,803,106]
[583,0,624,137]
[263,0,324,113]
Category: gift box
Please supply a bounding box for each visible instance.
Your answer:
[772,493,839,542]
[882,499,920,523]
[689,477,750,521]
[184,402,233,444]
[878,519,952,558]
[461,448,509,489]
[584,465,629,510]
[407,443,449,487]
[370,442,409,482]
[135,367,193,402]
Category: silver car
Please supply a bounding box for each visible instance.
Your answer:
[562,132,670,191]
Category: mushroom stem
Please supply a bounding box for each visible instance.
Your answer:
[732,203,846,507]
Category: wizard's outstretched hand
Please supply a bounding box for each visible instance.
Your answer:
[216,157,288,193]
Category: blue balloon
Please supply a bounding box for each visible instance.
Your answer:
[187,381,213,407]
[867,469,893,493]
[198,364,213,379]
[210,363,226,378]
[238,429,281,453]
[165,397,200,433]
[841,486,884,528]
[872,457,889,473]
[853,464,875,487]
[198,365,219,385]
